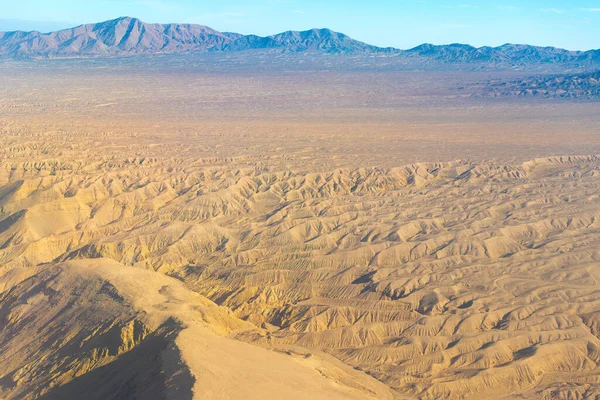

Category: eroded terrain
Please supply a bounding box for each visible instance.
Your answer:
[1,57,599,399]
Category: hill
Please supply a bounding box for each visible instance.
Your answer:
[473,70,600,99]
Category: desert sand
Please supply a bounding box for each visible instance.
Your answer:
[1,56,600,399]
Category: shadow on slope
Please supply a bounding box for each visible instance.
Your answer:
[41,319,194,400]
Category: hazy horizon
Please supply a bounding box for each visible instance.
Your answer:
[1,0,600,51]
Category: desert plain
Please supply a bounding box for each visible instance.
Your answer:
[1,54,600,399]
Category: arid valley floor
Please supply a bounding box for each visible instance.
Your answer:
[1,55,600,399]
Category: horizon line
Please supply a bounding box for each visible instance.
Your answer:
[1,16,598,53]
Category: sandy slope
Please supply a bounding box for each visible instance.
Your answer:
[0,259,393,399]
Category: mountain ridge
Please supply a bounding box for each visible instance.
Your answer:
[405,42,599,65]
[0,16,393,58]
[1,16,599,66]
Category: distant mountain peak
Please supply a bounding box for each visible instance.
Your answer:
[0,17,390,59]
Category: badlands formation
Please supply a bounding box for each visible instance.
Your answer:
[0,59,600,399]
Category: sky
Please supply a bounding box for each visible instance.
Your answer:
[1,0,599,50]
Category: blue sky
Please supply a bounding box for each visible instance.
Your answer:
[1,0,599,50]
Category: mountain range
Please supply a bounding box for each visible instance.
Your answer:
[405,43,600,65]
[0,17,392,58]
[1,16,600,67]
